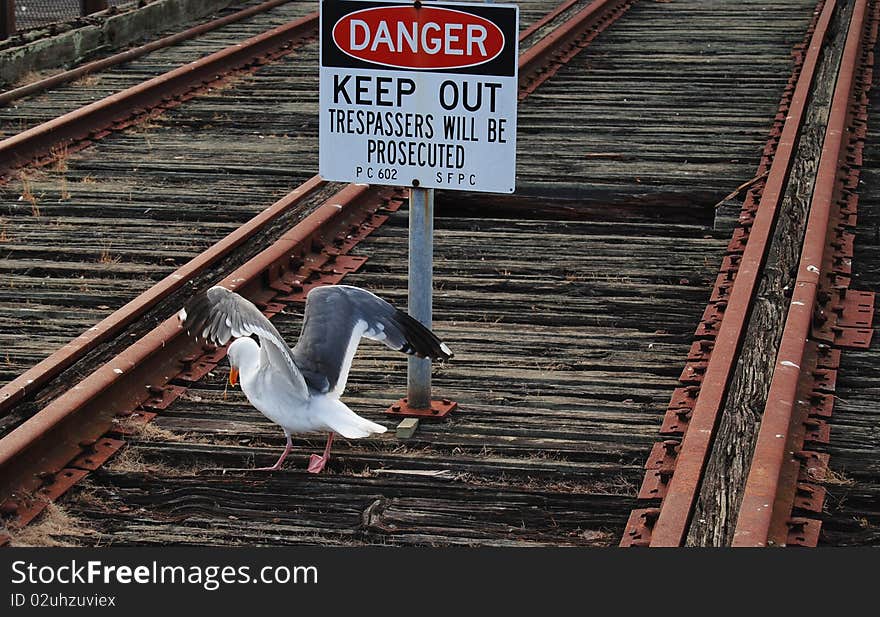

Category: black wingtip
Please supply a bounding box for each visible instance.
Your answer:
[393,309,453,361]
[179,289,215,344]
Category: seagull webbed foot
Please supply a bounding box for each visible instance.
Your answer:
[307,454,328,474]
[307,433,336,474]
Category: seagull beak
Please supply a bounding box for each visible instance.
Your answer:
[228,367,239,386]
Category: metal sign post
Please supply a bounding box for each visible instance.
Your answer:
[318,0,519,416]
[407,185,434,409]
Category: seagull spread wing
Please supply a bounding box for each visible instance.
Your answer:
[177,285,307,391]
[292,285,453,396]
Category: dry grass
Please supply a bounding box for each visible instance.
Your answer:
[526,449,567,462]
[123,117,164,135]
[114,417,247,448]
[7,503,96,547]
[104,446,153,473]
[48,144,71,201]
[104,446,183,476]
[184,432,252,446]
[347,466,379,478]
[818,468,856,486]
[98,244,121,265]
[59,176,71,200]
[20,177,40,216]
[116,418,183,442]
[105,445,203,477]
[68,479,106,510]
[12,69,62,89]
[12,71,42,89]
[72,73,100,88]
[49,144,69,173]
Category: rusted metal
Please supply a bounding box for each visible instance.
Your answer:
[793,483,826,513]
[519,0,581,41]
[0,0,619,177]
[732,0,873,547]
[0,182,399,528]
[385,398,458,419]
[69,437,125,471]
[786,517,822,546]
[797,450,830,483]
[0,0,303,107]
[4,468,89,528]
[832,290,874,328]
[518,0,635,98]
[620,0,834,547]
[659,401,694,437]
[0,10,319,176]
[637,441,679,500]
[0,175,326,418]
[0,0,630,532]
[643,0,839,547]
[619,508,660,547]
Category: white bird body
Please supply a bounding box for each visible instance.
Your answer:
[229,337,386,438]
[178,284,451,473]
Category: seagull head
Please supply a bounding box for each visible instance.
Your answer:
[227,337,260,387]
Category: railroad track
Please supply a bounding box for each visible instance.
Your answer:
[0,0,621,390]
[0,0,641,545]
[622,0,878,547]
[0,0,876,547]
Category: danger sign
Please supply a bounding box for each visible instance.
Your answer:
[319,0,519,193]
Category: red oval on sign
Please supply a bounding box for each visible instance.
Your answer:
[332,6,505,70]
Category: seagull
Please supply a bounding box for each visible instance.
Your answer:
[177,284,452,473]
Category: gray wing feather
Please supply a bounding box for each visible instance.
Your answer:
[292,285,452,395]
[178,286,306,390]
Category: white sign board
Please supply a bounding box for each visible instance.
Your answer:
[319,0,518,193]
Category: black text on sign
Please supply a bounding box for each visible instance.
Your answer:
[319,0,519,193]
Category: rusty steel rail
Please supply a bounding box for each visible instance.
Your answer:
[518,0,635,98]
[0,9,318,177]
[644,0,839,548]
[0,0,625,420]
[519,0,581,42]
[0,0,300,107]
[0,0,632,179]
[621,0,834,547]
[0,175,326,418]
[0,0,633,533]
[622,0,877,547]
[0,181,405,528]
[733,0,876,547]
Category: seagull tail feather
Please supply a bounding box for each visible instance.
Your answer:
[317,398,387,439]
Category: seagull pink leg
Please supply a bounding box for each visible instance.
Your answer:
[307,433,335,474]
[254,432,293,471]
[200,432,293,474]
